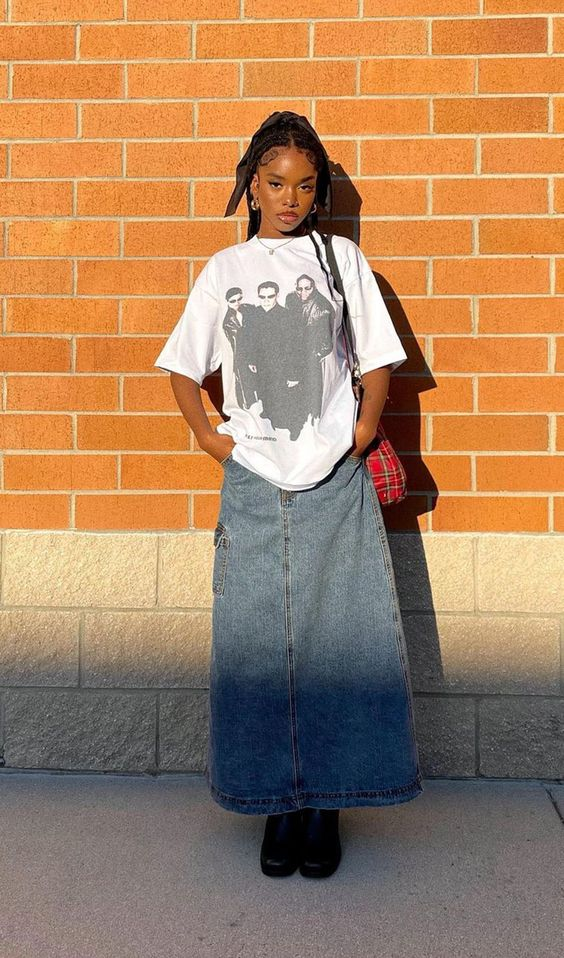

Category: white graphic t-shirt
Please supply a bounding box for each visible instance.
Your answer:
[153,228,407,491]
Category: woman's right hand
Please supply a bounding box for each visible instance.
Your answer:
[203,431,236,465]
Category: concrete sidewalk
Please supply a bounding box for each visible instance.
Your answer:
[0,773,562,958]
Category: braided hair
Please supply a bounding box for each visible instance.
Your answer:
[244,114,329,242]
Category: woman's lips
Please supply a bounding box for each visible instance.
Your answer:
[278,213,298,221]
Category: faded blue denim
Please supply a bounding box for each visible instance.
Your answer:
[205,450,423,815]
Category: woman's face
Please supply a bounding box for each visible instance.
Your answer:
[250,145,318,239]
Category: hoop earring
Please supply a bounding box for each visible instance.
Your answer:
[251,197,260,211]
[310,203,317,214]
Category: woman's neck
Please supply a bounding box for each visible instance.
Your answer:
[255,226,310,240]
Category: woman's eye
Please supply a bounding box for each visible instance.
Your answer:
[268,183,314,191]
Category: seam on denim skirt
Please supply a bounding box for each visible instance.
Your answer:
[281,492,302,803]
[209,772,423,808]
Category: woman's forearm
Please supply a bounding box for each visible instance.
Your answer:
[352,365,392,453]
[169,372,234,461]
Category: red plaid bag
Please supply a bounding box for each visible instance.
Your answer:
[321,232,408,506]
[364,422,408,506]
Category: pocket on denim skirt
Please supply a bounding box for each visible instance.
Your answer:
[212,521,231,596]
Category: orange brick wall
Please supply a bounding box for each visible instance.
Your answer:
[1,1,563,534]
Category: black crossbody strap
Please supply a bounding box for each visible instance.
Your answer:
[320,232,359,382]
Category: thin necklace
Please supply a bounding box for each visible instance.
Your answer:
[255,232,305,256]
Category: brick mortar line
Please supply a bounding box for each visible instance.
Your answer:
[0,768,200,776]
[470,452,476,494]
[0,524,560,536]
[6,56,564,64]
[0,688,4,765]
[77,608,83,688]
[4,130,564,138]
[1,333,561,337]
[472,217,478,256]
[0,607,561,619]
[3,16,564,25]
[474,695,480,775]
[4,212,564,218]
[550,244,556,291]
[0,691,557,708]
[154,528,161,608]
[71,174,77,220]
[397,611,564,620]
[471,534,478,616]
[5,607,164,616]
[0,769,560,786]
[0,687,561,700]
[12,449,563,453]
[190,18,196,61]
[1,495,561,504]
[4,88,564,99]
[154,690,160,772]
[10,97,560,104]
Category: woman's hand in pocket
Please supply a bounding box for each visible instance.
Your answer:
[349,420,375,459]
[203,431,236,465]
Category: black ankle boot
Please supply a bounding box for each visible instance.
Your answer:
[260,811,302,877]
[299,808,342,878]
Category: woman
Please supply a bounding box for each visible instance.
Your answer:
[153,111,423,880]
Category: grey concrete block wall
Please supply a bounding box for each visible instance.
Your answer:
[0,531,563,780]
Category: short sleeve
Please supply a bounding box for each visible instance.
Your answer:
[337,239,407,375]
[153,257,222,386]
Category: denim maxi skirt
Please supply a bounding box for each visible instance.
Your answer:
[205,450,423,815]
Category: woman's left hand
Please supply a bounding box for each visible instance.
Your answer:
[349,367,392,456]
[349,421,375,458]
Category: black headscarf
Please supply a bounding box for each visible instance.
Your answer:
[223,111,333,220]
